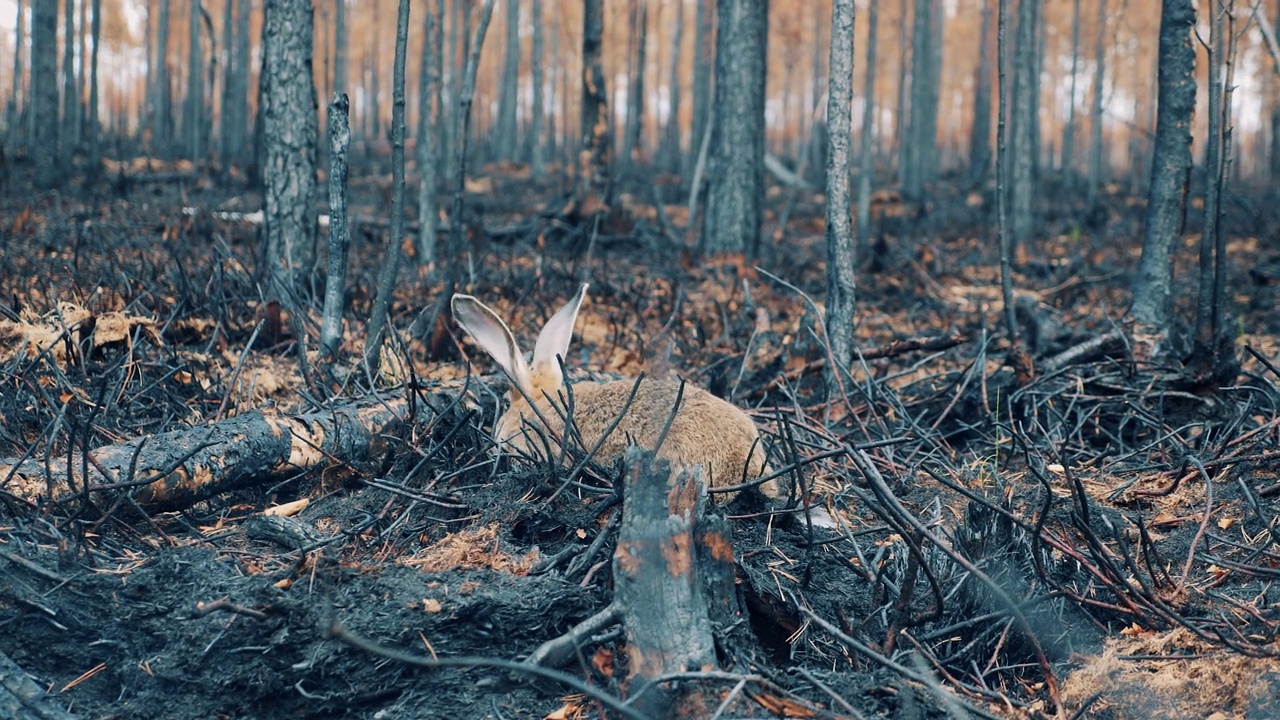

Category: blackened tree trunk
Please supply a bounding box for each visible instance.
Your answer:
[1029,0,1043,175]
[8,0,24,152]
[32,0,59,188]
[662,0,683,174]
[688,0,712,182]
[895,0,908,175]
[333,0,346,95]
[701,0,767,257]
[1193,0,1234,362]
[234,0,253,168]
[1062,0,1080,174]
[1273,0,1280,181]
[1086,0,1106,211]
[61,0,77,164]
[1129,0,1195,351]
[901,0,938,199]
[496,0,520,159]
[143,0,153,144]
[856,0,879,253]
[363,0,411,373]
[442,0,461,178]
[186,0,203,162]
[417,0,444,265]
[220,0,234,168]
[996,0,1025,368]
[530,0,545,175]
[87,0,102,162]
[927,0,943,180]
[154,0,172,155]
[576,0,610,211]
[827,0,856,395]
[969,0,992,185]
[320,93,351,361]
[1009,0,1038,246]
[445,0,497,273]
[77,0,87,142]
[621,0,648,175]
[261,0,319,305]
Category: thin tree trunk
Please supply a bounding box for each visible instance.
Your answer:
[701,0,767,257]
[895,0,909,179]
[203,5,218,165]
[856,0,880,254]
[333,0,346,95]
[1009,0,1037,247]
[234,0,252,169]
[363,0,412,374]
[927,0,943,181]
[1194,0,1234,359]
[621,0,648,175]
[576,0,610,211]
[1086,0,1107,211]
[155,0,172,155]
[1062,0,1080,175]
[996,0,1027,377]
[826,0,856,397]
[530,0,545,176]
[77,0,87,144]
[143,0,152,148]
[261,0,319,307]
[446,0,497,270]
[1029,0,1043,175]
[969,0,992,185]
[902,0,937,199]
[688,0,712,184]
[496,0,520,159]
[220,0,236,172]
[1129,0,1195,352]
[32,0,59,188]
[87,0,101,163]
[417,0,444,265]
[320,93,351,361]
[8,0,24,153]
[186,0,202,162]
[442,0,460,178]
[62,0,77,164]
[805,3,824,168]
[1273,0,1280,181]
[662,0,683,174]
[368,0,381,141]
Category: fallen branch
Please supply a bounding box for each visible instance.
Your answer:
[0,397,421,511]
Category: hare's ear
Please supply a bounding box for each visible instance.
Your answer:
[452,294,532,390]
[532,283,588,380]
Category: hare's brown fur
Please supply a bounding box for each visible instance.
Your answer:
[497,377,777,498]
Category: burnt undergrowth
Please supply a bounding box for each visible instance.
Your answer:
[3,169,1280,719]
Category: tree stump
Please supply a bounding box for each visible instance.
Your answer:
[614,447,738,717]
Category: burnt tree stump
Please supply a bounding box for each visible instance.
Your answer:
[613,447,738,718]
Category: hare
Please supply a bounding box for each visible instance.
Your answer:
[451,283,784,503]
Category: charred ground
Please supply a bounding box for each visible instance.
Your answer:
[2,160,1280,719]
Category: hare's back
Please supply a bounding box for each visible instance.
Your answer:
[569,378,767,487]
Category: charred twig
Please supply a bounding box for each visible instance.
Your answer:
[330,623,648,720]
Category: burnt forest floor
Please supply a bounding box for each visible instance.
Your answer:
[2,156,1280,720]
